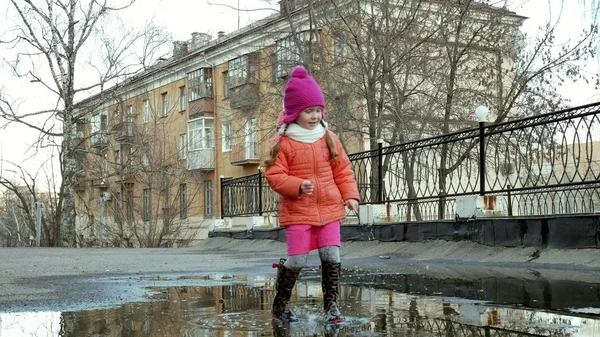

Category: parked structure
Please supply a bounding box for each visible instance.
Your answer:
[72,0,525,246]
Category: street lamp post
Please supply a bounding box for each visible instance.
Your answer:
[475,105,489,196]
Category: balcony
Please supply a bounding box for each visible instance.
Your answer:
[115,167,136,184]
[188,97,214,119]
[187,148,215,171]
[92,176,109,188]
[115,122,134,141]
[90,132,107,148]
[229,83,259,110]
[231,142,260,166]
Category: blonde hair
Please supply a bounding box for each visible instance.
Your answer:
[265,121,338,166]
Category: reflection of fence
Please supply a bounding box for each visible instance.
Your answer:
[395,316,547,337]
[221,102,600,219]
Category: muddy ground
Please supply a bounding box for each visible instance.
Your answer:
[1,238,599,312]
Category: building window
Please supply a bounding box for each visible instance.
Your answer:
[143,99,149,123]
[114,192,121,224]
[179,86,186,112]
[126,147,135,170]
[161,92,168,117]
[244,117,258,159]
[142,146,149,167]
[102,154,109,184]
[188,118,214,150]
[204,180,213,217]
[179,133,187,160]
[143,188,151,221]
[333,35,347,64]
[89,187,95,202]
[227,56,249,89]
[223,71,229,99]
[222,121,232,152]
[126,190,134,222]
[75,122,84,139]
[114,107,120,126]
[188,68,213,100]
[91,113,108,145]
[276,31,320,79]
[179,184,187,219]
[115,150,120,171]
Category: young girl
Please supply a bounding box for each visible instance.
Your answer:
[265,66,360,324]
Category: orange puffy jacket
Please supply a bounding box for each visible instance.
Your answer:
[265,132,360,227]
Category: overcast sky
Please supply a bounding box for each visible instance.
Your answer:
[0,0,598,187]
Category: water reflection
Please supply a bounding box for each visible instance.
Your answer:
[1,273,599,337]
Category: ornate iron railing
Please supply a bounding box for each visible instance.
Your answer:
[221,102,600,219]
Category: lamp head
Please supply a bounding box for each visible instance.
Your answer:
[475,105,489,122]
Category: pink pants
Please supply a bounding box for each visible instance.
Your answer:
[285,221,341,256]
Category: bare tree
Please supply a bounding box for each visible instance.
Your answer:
[0,0,170,246]
[74,91,206,248]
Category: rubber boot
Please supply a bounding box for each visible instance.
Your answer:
[321,261,344,323]
[272,258,300,324]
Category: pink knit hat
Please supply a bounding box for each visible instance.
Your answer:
[282,66,325,124]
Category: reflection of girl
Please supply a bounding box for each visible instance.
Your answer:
[265,66,360,324]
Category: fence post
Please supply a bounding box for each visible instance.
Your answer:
[507,184,513,216]
[220,176,225,219]
[479,121,486,196]
[258,169,263,216]
[377,138,384,203]
[475,106,489,196]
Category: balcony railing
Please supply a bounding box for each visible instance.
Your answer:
[91,132,107,147]
[231,142,260,165]
[229,83,259,110]
[187,148,215,171]
[188,97,214,118]
[115,122,134,140]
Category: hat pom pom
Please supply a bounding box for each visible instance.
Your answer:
[291,66,308,79]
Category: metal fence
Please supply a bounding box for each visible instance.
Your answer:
[221,102,600,219]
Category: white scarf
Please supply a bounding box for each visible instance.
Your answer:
[278,122,327,143]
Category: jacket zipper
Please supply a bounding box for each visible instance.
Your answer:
[312,142,323,225]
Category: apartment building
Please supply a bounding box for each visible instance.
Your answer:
[72,0,524,246]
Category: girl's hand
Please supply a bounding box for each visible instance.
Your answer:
[345,199,359,213]
[300,180,314,195]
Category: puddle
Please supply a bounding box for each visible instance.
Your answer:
[1,272,599,337]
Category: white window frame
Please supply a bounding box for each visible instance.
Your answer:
[227,56,249,89]
[91,113,108,144]
[188,68,213,100]
[222,121,232,152]
[245,117,258,159]
[333,35,347,64]
[179,86,186,112]
[142,147,149,167]
[204,180,213,217]
[179,133,187,160]
[143,99,149,123]
[188,118,214,151]
[161,92,168,117]
[143,188,151,221]
[276,30,320,79]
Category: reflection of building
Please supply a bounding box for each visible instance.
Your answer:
[3,275,600,336]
